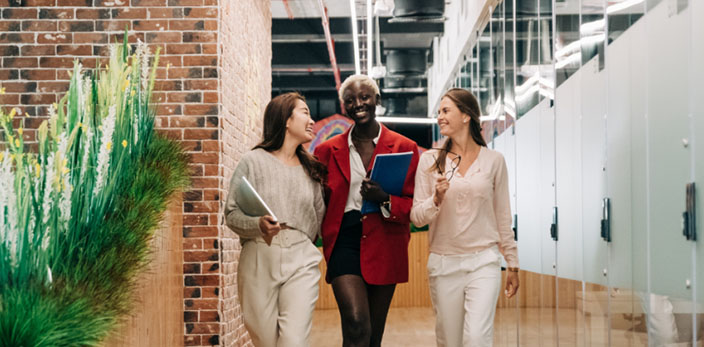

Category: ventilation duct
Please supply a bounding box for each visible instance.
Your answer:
[393,0,444,17]
[386,49,426,76]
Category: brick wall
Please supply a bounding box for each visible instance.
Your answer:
[0,0,271,346]
[218,0,270,345]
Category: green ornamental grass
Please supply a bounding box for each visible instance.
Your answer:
[0,34,190,346]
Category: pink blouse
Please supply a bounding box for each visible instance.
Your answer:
[410,146,519,268]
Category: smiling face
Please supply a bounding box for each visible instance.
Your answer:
[437,96,470,138]
[285,99,315,144]
[341,81,378,125]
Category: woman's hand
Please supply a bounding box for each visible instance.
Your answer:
[361,178,390,203]
[433,177,450,206]
[258,215,281,246]
[505,271,520,298]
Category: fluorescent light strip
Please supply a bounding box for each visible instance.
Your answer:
[349,0,361,74]
[376,117,438,124]
[367,0,373,75]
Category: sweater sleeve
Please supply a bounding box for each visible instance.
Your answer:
[410,152,441,227]
[493,153,519,268]
[224,154,263,240]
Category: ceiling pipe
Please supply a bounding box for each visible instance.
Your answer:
[349,0,361,74]
[317,0,342,92]
[367,0,373,75]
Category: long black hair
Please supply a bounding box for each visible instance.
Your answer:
[254,92,327,185]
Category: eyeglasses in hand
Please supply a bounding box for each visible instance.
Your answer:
[430,148,461,182]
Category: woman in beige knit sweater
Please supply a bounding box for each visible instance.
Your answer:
[225,92,327,347]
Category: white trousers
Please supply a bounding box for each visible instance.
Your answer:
[237,231,322,347]
[428,246,503,347]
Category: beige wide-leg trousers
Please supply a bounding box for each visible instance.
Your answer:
[428,245,503,347]
[238,230,322,347]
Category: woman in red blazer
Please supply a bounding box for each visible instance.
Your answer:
[314,74,419,347]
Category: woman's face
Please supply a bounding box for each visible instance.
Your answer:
[285,99,315,144]
[341,81,378,125]
[437,96,470,138]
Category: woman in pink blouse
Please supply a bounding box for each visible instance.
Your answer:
[410,88,519,347]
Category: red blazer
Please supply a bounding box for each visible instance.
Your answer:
[314,125,420,285]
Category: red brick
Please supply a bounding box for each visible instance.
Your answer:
[203,92,217,103]
[3,57,38,69]
[201,140,218,152]
[21,21,57,32]
[191,177,218,189]
[180,141,201,152]
[107,32,145,44]
[0,33,35,44]
[0,21,20,31]
[201,286,218,298]
[184,311,198,322]
[110,7,146,19]
[203,164,218,176]
[95,20,131,31]
[39,8,73,19]
[183,239,202,250]
[186,322,218,334]
[39,57,75,68]
[132,19,168,31]
[76,8,111,19]
[146,32,181,43]
[59,21,95,32]
[21,93,55,105]
[184,335,201,346]
[154,80,182,92]
[202,43,216,54]
[184,104,217,116]
[0,94,20,105]
[183,55,216,67]
[170,116,203,128]
[0,69,20,80]
[166,43,201,55]
[20,69,55,80]
[183,7,217,19]
[184,201,218,213]
[199,310,219,322]
[183,129,218,141]
[184,298,218,310]
[37,81,70,93]
[37,33,72,44]
[184,287,201,298]
[202,190,219,201]
[169,0,202,5]
[20,45,55,56]
[131,0,166,5]
[188,165,203,176]
[183,226,218,238]
[73,33,108,44]
[183,214,209,226]
[56,69,71,80]
[183,251,217,262]
[0,82,36,93]
[183,79,216,90]
[169,19,205,31]
[182,31,216,43]
[93,0,129,6]
[56,0,92,5]
[159,55,182,66]
[57,45,92,56]
[24,0,55,6]
[188,150,219,162]
[2,8,39,19]
[148,7,182,19]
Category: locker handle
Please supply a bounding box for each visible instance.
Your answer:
[550,207,558,241]
[601,198,611,243]
[684,183,696,241]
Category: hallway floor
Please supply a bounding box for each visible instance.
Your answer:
[311,307,654,346]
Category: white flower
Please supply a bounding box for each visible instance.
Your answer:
[94,105,116,197]
[0,150,18,268]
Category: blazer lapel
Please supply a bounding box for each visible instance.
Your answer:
[332,130,352,183]
[367,124,395,174]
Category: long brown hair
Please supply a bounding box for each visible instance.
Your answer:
[254,92,328,185]
[431,88,487,174]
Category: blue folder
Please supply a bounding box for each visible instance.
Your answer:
[361,151,414,214]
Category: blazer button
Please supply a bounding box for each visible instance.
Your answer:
[362,216,368,220]
[362,235,367,239]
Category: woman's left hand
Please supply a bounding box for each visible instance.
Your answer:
[505,271,520,298]
[361,178,390,203]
